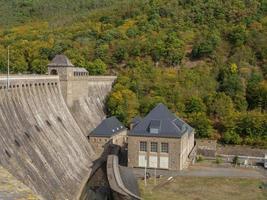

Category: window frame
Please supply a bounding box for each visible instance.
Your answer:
[150,142,158,152]
[139,141,147,152]
[161,142,169,153]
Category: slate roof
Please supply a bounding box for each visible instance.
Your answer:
[48,54,74,67]
[129,103,194,138]
[130,116,142,129]
[90,116,126,137]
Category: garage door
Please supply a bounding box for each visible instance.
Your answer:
[160,156,169,169]
[149,156,158,168]
[138,155,147,167]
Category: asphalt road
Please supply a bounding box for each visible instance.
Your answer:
[133,165,267,179]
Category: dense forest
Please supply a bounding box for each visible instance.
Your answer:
[0,0,267,147]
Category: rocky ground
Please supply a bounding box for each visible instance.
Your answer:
[0,166,39,200]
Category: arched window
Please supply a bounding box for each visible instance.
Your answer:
[50,69,58,75]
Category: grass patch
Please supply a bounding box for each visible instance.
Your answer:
[139,176,267,200]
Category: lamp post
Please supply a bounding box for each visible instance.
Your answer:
[7,45,10,89]
[154,165,157,185]
[144,155,147,187]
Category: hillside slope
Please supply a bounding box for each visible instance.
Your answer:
[0,0,267,147]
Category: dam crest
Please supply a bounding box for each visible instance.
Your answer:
[0,55,117,200]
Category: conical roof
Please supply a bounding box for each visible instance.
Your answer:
[48,54,74,67]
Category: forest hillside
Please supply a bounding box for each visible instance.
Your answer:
[0,0,267,147]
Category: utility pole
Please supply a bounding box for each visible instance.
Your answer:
[7,45,10,89]
[154,165,157,185]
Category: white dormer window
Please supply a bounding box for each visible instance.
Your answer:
[112,129,115,132]
[117,127,119,130]
[149,120,161,134]
[150,128,159,134]
[120,126,123,128]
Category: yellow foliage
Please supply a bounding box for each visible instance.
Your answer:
[117,19,136,33]
[230,63,238,74]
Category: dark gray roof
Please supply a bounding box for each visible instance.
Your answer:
[48,55,74,67]
[90,116,126,137]
[129,103,194,138]
[131,116,142,124]
[131,116,142,129]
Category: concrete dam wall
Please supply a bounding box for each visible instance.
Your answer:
[47,55,117,136]
[67,76,117,135]
[0,76,95,200]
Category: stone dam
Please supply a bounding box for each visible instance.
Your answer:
[0,54,120,200]
[0,75,97,200]
[0,55,141,200]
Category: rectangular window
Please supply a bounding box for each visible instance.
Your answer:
[151,142,158,152]
[161,143,169,153]
[139,141,147,152]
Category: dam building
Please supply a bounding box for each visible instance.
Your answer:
[89,116,127,157]
[0,54,141,200]
[128,103,195,171]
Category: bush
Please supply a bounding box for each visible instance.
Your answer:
[86,59,107,75]
[196,155,204,162]
[188,112,214,138]
[222,130,242,145]
[232,156,240,165]
[215,157,223,164]
[228,25,247,46]
[191,32,221,58]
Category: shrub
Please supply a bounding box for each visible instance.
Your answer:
[215,157,223,164]
[232,156,240,165]
[197,155,204,162]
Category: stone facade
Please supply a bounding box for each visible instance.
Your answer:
[89,129,127,157]
[128,131,194,171]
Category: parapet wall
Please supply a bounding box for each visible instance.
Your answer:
[0,75,95,200]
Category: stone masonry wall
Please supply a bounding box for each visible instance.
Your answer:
[127,136,182,170]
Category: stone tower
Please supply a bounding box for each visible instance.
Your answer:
[48,55,74,105]
[47,54,75,80]
[48,54,117,135]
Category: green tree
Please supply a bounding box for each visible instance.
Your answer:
[185,97,206,114]
[246,73,263,109]
[228,25,247,46]
[188,112,214,138]
[107,88,139,124]
[85,59,107,75]
[192,32,221,58]
[164,34,185,66]
[223,129,242,145]
[113,47,128,63]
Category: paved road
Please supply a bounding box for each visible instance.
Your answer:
[133,165,266,179]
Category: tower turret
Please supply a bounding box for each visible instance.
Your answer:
[47,54,75,80]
